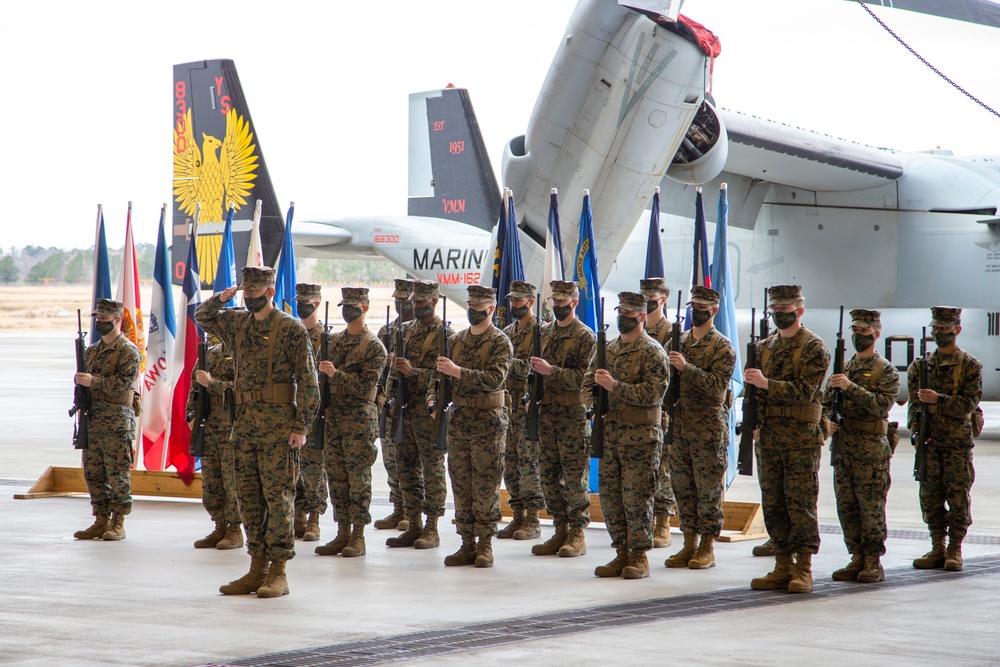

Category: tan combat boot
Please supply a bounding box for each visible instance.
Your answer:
[532,523,568,556]
[688,535,715,569]
[315,521,352,555]
[373,503,405,530]
[303,511,321,542]
[414,515,441,549]
[558,528,587,557]
[857,555,885,583]
[913,530,947,569]
[652,513,672,548]
[595,547,628,578]
[256,560,289,598]
[386,513,423,547]
[665,532,699,568]
[194,519,227,548]
[475,535,495,568]
[497,508,524,539]
[832,554,864,581]
[751,553,794,590]
[294,509,307,538]
[341,524,367,558]
[219,554,269,595]
[102,513,126,541]
[514,508,542,540]
[752,538,777,557]
[622,549,650,579]
[444,536,477,566]
[397,516,410,532]
[74,514,110,540]
[217,524,244,550]
[944,539,964,572]
[787,552,813,593]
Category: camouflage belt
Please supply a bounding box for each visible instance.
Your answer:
[542,390,584,406]
[841,418,888,435]
[762,403,822,423]
[329,385,378,403]
[92,389,132,406]
[606,406,662,425]
[451,390,505,410]
[234,383,296,405]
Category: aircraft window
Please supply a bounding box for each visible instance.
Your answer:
[989,312,999,337]
[884,335,914,372]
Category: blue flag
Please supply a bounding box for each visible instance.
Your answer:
[490,190,507,292]
[709,185,744,488]
[685,188,712,329]
[495,192,526,326]
[90,205,112,344]
[572,191,601,331]
[644,188,664,278]
[214,204,238,308]
[273,203,298,316]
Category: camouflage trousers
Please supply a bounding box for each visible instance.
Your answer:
[538,405,591,530]
[380,410,401,506]
[324,402,379,525]
[82,435,134,517]
[397,409,447,519]
[201,420,239,525]
[757,445,821,555]
[232,403,298,562]
[598,423,660,551]
[503,398,544,512]
[449,406,508,539]
[654,413,677,516]
[919,441,975,539]
[295,437,328,515]
[669,430,727,538]
[834,451,891,557]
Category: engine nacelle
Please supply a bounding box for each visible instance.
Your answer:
[665,100,728,185]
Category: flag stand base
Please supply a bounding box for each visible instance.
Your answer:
[13,466,202,501]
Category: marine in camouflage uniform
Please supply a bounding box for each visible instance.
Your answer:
[374,278,415,530]
[663,287,736,571]
[196,267,319,598]
[435,285,513,567]
[499,280,545,541]
[314,287,388,559]
[587,292,669,579]
[73,299,140,542]
[293,284,328,542]
[746,285,830,594]
[530,280,596,558]
[187,337,243,550]
[824,309,899,584]
[907,306,982,572]
[387,280,455,550]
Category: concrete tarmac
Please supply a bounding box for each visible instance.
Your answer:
[2,331,999,666]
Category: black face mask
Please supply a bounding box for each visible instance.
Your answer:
[510,304,530,320]
[772,310,798,330]
[245,295,270,314]
[691,309,712,327]
[646,300,660,314]
[852,333,875,353]
[617,315,640,334]
[297,302,317,319]
[553,304,573,321]
[415,304,435,321]
[342,305,363,324]
[933,331,956,348]
[95,321,115,336]
[467,308,490,326]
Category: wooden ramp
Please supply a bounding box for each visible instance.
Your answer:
[13,466,202,500]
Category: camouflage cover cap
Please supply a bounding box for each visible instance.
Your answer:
[640,277,670,298]
[338,286,370,306]
[293,283,322,302]
[850,308,881,328]
[930,306,962,327]
[239,266,276,291]
[391,278,415,300]
[549,280,579,300]
[688,285,721,305]
[91,298,124,318]
[615,291,647,312]
[506,280,536,299]
[408,279,440,301]
[768,284,802,306]
[466,285,497,305]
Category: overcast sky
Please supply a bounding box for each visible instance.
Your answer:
[2,0,998,250]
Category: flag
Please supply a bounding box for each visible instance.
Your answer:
[167,203,201,484]
[90,205,112,344]
[572,190,601,331]
[495,190,526,326]
[709,184,745,488]
[489,189,508,291]
[116,202,146,375]
[686,187,712,329]
[644,186,664,278]
[141,205,177,471]
[214,203,238,307]
[246,199,264,269]
[542,188,566,320]
[273,202,297,316]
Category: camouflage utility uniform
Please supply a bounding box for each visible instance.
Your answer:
[294,320,328,535]
[646,315,679,526]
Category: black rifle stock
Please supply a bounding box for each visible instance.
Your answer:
[914,327,931,482]
[70,309,91,450]
[663,291,683,446]
[391,314,408,446]
[590,297,609,459]
[524,294,544,442]
[312,302,331,450]
[828,305,846,466]
[189,333,211,457]
[431,297,451,451]
[377,305,392,439]
[736,307,758,476]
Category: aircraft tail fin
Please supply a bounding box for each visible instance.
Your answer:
[407,87,500,231]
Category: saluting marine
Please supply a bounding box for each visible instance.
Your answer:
[293,283,328,543]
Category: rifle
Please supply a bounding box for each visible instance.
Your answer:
[736,295,771,476]
[913,327,932,482]
[312,302,331,450]
[663,291,683,446]
[590,297,609,458]
[524,294,544,442]
[377,305,392,439]
[390,311,408,446]
[189,333,211,457]
[431,297,451,451]
[69,309,91,450]
[828,305,846,466]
